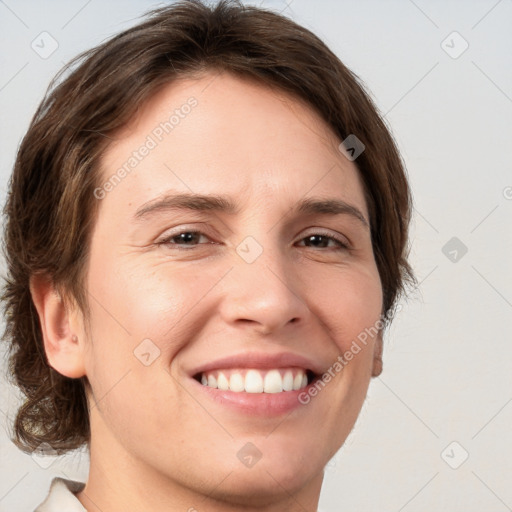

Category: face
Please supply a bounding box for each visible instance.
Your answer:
[74,71,383,506]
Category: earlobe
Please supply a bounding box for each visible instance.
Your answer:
[29,274,86,379]
[371,333,383,377]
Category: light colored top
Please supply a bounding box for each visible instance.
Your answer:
[34,477,86,512]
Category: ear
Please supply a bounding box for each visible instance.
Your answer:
[371,331,383,377]
[29,274,86,379]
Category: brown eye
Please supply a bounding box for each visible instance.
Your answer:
[297,233,349,250]
[158,230,212,249]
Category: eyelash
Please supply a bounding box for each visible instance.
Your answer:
[157,229,350,251]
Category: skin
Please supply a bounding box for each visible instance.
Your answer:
[30,71,384,512]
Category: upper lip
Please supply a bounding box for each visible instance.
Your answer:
[188,351,324,378]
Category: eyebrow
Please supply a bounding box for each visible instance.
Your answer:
[133,192,369,228]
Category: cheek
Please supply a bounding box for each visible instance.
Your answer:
[84,254,224,373]
[114,261,225,341]
[305,261,383,353]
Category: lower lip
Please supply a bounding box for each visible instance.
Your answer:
[190,377,316,416]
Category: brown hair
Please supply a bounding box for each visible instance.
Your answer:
[1,0,415,455]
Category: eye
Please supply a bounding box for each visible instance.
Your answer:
[157,230,213,249]
[157,229,350,251]
[296,232,349,250]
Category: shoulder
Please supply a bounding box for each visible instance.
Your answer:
[34,477,86,512]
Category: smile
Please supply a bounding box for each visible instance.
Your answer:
[194,367,315,393]
[188,351,323,415]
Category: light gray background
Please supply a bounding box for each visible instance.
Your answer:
[1,0,511,510]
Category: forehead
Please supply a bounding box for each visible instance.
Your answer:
[96,71,368,223]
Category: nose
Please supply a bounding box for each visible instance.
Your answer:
[218,239,309,335]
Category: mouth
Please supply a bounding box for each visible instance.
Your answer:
[187,351,324,415]
[192,367,319,393]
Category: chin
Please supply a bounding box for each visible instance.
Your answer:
[203,463,321,508]
[233,444,324,498]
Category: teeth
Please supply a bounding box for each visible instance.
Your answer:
[282,370,294,391]
[264,369,283,393]
[229,373,245,392]
[207,374,217,388]
[198,368,311,393]
[217,372,229,391]
[245,369,263,393]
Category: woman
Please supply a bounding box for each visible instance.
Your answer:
[2,1,414,510]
